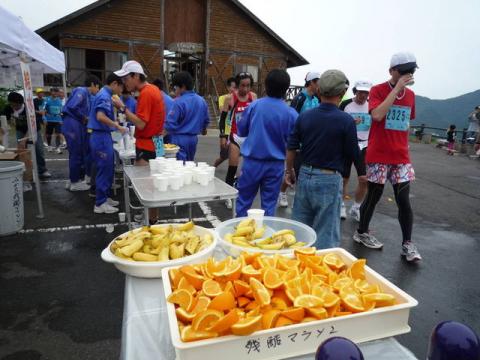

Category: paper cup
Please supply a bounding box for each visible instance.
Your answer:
[197,162,208,168]
[205,166,215,181]
[118,212,126,222]
[185,161,196,168]
[247,209,265,228]
[154,175,169,191]
[170,175,183,190]
[183,170,193,185]
[196,171,209,186]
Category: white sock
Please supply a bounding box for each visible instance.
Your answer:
[353,202,362,209]
[280,191,286,196]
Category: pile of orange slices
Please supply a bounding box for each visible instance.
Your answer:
[167,248,396,342]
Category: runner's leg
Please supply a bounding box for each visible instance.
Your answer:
[392,181,413,244]
[226,137,240,186]
[358,182,384,233]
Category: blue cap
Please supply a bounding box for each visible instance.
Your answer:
[316,337,364,360]
[427,321,480,360]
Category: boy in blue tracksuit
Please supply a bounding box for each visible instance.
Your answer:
[62,75,101,191]
[165,72,209,161]
[236,69,298,217]
[88,73,126,214]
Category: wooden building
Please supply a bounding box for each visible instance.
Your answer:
[37,0,307,107]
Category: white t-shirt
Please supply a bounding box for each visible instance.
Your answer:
[342,99,370,150]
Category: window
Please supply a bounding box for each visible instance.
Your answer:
[234,64,258,83]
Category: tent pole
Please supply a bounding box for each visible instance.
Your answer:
[62,73,67,97]
[30,139,45,219]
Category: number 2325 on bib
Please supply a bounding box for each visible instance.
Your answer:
[385,105,411,131]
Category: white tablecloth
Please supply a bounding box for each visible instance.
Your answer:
[120,276,418,360]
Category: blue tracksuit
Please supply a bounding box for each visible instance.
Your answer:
[165,91,209,161]
[236,97,298,217]
[62,87,91,183]
[87,87,115,207]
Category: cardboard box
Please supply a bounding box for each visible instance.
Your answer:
[0,148,33,182]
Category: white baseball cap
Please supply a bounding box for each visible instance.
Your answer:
[114,60,146,77]
[305,71,321,82]
[353,80,373,92]
[390,52,418,70]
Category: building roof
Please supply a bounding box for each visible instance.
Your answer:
[36,0,308,68]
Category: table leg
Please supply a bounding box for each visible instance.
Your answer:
[124,170,131,229]
[231,198,236,219]
[188,203,193,221]
[144,206,149,226]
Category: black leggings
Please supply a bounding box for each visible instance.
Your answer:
[46,122,62,147]
[358,181,413,243]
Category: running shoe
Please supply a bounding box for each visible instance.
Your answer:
[349,206,361,222]
[94,203,119,214]
[278,192,288,208]
[353,230,384,249]
[84,175,91,185]
[134,214,144,223]
[107,198,120,207]
[43,142,49,148]
[225,199,232,209]
[47,146,54,152]
[401,242,422,262]
[56,147,63,154]
[69,181,90,192]
[60,142,67,149]
[40,171,52,179]
[340,202,347,220]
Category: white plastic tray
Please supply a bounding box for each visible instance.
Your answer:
[161,248,418,360]
[101,225,217,278]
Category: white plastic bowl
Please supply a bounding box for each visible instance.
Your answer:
[215,216,316,257]
[100,225,218,278]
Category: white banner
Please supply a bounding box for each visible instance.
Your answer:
[20,61,37,143]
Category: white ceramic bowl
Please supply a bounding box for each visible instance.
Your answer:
[215,216,316,257]
[100,225,218,278]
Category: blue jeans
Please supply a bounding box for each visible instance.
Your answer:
[292,166,342,249]
[236,158,284,217]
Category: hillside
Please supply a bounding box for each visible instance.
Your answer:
[415,89,480,131]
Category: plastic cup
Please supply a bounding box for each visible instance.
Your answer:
[205,166,215,181]
[118,212,126,222]
[169,175,182,190]
[154,175,169,191]
[129,126,135,137]
[247,209,265,228]
[196,171,209,186]
[183,170,193,185]
[185,161,196,168]
[197,162,208,168]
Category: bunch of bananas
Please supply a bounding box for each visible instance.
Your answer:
[224,219,305,250]
[110,222,213,261]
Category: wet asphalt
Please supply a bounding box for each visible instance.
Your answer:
[0,137,479,360]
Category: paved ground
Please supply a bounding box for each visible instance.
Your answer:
[0,136,479,360]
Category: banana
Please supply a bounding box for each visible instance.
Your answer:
[253,226,266,239]
[237,218,255,228]
[224,233,233,243]
[185,236,200,255]
[142,244,152,254]
[176,221,194,232]
[149,225,170,235]
[133,252,158,261]
[232,236,248,242]
[233,238,254,248]
[169,243,185,259]
[120,239,144,257]
[283,234,297,246]
[258,241,285,250]
[158,247,170,261]
[234,226,255,237]
[289,242,306,248]
[272,229,295,238]
[256,237,273,245]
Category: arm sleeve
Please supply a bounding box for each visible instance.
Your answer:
[218,111,228,136]
[95,98,112,120]
[368,86,382,114]
[202,101,210,130]
[165,101,183,132]
[65,88,88,119]
[344,119,359,162]
[236,103,252,137]
[287,115,302,150]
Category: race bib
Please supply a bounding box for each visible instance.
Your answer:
[350,113,371,132]
[152,135,165,157]
[385,105,411,131]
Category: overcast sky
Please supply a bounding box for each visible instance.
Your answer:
[3,0,479,99]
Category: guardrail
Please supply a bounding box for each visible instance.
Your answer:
[410,125,477,144]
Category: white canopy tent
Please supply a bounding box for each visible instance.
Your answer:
[0,4,66,219]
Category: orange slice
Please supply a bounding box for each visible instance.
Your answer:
[293,294,324,308]
[233,280,250,297]
[168,289,194,311]
[261,309,282,329]
[272,290,292,305]
[192,309,224,331]
[306,307,328,320]
[282,268,300,282]
[179,265,205,290]
[231,315,262,335]
[281,307,305,322]
[170,268,184,289]
[263,268,283,289]
[181,325,218,342]
[286,287,303,303]
[216,259,242,281]
[245,301,259,311]
[202,279,223,298]
[275,315,294,327]
[208,291,236,312]
[333,277,354,292]
[349,259,366,280]
[249,278,271,306]
[301,316,318,323]
[362,293,395,307]
[294,247,317,256]
[207,309,240,333]
[178,277,196,295]
[237,296,251,308]
[278,258,300,271]
[323,253,345,270]
[191,296,211,314]
[271,297,288,310]
[176,307,196,323]
[341,292,365,313]
[241,265,262,279]
[240,252,262,265]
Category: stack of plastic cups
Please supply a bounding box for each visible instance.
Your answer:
[153,175,169,192]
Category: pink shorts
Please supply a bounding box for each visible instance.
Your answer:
[366,163,415,185]
[448,142,455,150]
